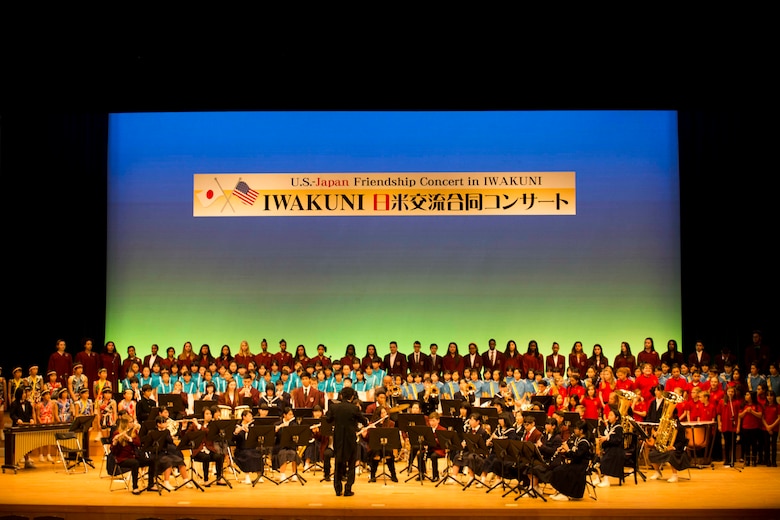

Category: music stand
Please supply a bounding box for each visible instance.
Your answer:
[248,424,278,487]
[434,430,462,487]
[173,431,205,492]
[293,408,314,420]
[277,424,310,485]
[210,419,239,483]
[202,426,231,488]
[317,421,334,482]
[485,438,513,494]
[523,411,547,430]
[506,441,547,502]
[563,411,580,425]
[141,429,171,494]
[69,414,96,468]
[439,417,464,434]
[404,425,437,484]
[460,432,489,490]
[534,395,554,410]
[440,399,462,417]
[157,393,185,417]
[194,399,215,418]
[368,427,401,485]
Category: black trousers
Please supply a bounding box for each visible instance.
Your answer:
[334,451,358,494]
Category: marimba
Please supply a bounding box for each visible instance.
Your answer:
[3,423,74,473]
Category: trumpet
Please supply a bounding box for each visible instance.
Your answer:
[467,382,477,395]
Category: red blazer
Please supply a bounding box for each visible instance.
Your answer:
[428,354,444,377]
[407,352,430,375]
[254,352,274,370]
[463,354,483,377]
[383,353,408,377]
[274,351,295,371]
[482,350,505,377]
[568,353,589,377]
[442,354,464,377]
[291,385,324,409]
[545,353,565,374]
[523,353,544,375]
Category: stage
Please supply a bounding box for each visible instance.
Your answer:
[1,444,777,520]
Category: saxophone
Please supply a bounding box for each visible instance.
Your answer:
[654,391,685,451]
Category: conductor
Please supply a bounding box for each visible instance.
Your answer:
[325,386,368,497]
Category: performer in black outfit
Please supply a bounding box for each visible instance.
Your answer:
[325,386,367,496]
[547,419,592,501]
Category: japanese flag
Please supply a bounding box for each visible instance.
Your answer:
[196,177,225,207]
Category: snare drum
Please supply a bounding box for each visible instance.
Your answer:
[234,405,250,420]
[217,405,233,421]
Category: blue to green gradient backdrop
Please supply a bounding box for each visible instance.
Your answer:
[106,111,680,361]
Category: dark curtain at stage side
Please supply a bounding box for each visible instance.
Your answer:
[2,112,108,374]
[678,110,774,359]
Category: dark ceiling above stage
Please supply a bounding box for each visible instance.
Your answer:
[1,34,774,372]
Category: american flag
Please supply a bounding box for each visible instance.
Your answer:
[233,181,259,206]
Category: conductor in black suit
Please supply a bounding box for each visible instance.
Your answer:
[325,386,368,496]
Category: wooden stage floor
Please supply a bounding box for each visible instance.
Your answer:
[1,452,778,520]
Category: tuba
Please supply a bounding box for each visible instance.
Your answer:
[616,389,637,449]
[653,391,685,451]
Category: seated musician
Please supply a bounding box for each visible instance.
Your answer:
[110,413,146,494]
[546,419,592,501]
[448,412,489,484]
[478,411,517,487]
[273,406,300,482]
[145,415,191,490]
[305,405,331,478]
[365,405,399,482]
[594,405,624,487]
[233,408,264,484]
[239,375,261,407]
[364,389,389,417]
[537,417,563,465]
[9,386,36,468]
[184,406,226,485]
[424,412,447,481]
[417,378,439,416]
[524,417,564,493]
[647,408,691,483]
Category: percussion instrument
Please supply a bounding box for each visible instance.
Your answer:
[388,403,410,414]
[3,423,73,473]
[217,405,233,420]
[233,405,250,420]
[681,420,716,468]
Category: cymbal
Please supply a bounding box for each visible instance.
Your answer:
[388,403,410,414]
